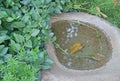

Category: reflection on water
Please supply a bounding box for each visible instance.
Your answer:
[52,20,112,70]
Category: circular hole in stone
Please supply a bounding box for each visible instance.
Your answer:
[51,20,112,70]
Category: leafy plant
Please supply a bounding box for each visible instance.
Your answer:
[1,58,37,81]
[0,0,70,81]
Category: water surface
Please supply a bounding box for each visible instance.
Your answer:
[52,20,112,70]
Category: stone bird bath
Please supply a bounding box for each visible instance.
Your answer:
[42,12,120,81]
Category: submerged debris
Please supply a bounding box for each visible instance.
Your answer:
[67,61,72,67]
[91,53,105,61]
[69,43,83,54]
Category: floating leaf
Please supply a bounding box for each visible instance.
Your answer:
[96,34,101,39]
[69,43,83,54]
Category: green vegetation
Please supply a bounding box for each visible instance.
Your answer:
[63,0,120,27]
[0,0,70,81]
[0,0,119,81]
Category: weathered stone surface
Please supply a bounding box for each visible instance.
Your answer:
[42,12,120,81]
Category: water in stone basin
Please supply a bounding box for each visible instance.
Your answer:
[51,20,112,70]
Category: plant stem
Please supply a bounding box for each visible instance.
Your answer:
[54,42,69,55]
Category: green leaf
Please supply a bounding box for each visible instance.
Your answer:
[7,17,14,22]
[6,0,13,6]
[21,15,29,23]
[41,29,48,35]
[38,52,45,64]
[0,60,4,64]
[0,20,1,25]
[10,40,21,52]
[31,8,38,21]
[49,32,54,37]
[4,54,12,61]
[52,36,57,42]
[54,43,60,48]
[0,47,8,55]
[11,22,25,28]
[21,0,30,5]
[24,40,32,48]
[96,34,101,39]
[31,29,40,37]
[13,33,24,43]
[45,0,51,4]
[36,71,41,81]
[0,11,8,18]
[0,30,8,35]
[0,35,9,44]
[40,0,45,4]
[33,46,39,54]
[29,22,39,28]
[25,34,31,40]
[41,56,53,70]
[45,57,53,64]
[41,63,52,70]
[23,27,32,33]
[61,0,65,5]
[0,45,5,51]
